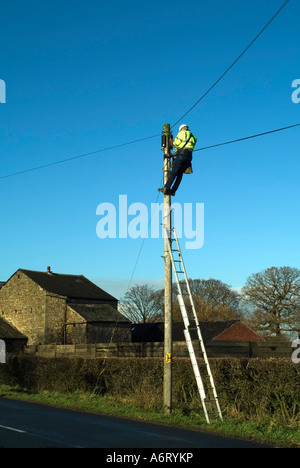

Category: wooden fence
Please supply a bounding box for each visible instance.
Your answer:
[23,340,293,359]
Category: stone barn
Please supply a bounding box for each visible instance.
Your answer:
[0,268,131,345]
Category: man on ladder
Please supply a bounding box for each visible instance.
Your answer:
[158,124,197,196]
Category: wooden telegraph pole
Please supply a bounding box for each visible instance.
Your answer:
[162,123,172,414]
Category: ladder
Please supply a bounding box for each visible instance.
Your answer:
[164,226,223,424]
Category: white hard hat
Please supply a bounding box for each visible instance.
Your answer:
[179,124,188,131]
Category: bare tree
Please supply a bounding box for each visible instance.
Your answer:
[171,278,242,321]
[119,284,162,323]
[242,266,300,338]
[189,278,242,321]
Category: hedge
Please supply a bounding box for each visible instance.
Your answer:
[0,356,299,423]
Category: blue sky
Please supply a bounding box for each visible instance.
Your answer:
[0,0,299,299]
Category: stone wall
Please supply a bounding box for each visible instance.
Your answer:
[24,340,293,359]
[0,271,45,345]
[45,294,68,344]
[0,271,68,345]
[65,305,87,344]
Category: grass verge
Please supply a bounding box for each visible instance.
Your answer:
[0,385,299,448]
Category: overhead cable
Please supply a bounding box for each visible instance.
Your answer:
[0,1,292,182]
[171,0,291,128]
[194,123,300,152]
[0,133,160,181]
[0,123,299,181]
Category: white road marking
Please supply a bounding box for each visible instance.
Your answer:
[0,423,80,447]
[0,424,26,434]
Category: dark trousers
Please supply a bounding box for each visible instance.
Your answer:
[165,152,192,193]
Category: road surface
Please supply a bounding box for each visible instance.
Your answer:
[0,398,271,449]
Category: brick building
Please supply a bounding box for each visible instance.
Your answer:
[132,320,265,343]
[0,268,131,346]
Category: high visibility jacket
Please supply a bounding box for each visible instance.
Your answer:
[174,130,197,152]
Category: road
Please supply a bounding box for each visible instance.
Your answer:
[0,398,271,449]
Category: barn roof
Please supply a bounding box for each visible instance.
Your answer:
[0,317,27,340]
[17,269,117,303]
[68,303,130,323]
